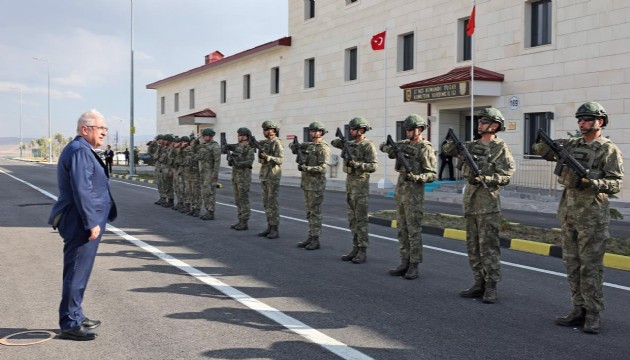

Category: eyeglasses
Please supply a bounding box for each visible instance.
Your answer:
[577,117,596,123]
[86,125,109,132]
[478,118,493,125]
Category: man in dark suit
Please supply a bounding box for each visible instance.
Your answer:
[104,145,114,174]
[48,109,117,341]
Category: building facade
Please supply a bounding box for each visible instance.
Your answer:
[147,0,629,198]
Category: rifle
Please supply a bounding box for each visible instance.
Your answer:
[536,129,597,190]
[335,127,354,162]
[291,136,304,165]
[447,128,487,189]
[220,133,233,166]
[386,134,412,173]
[249,135,264,154]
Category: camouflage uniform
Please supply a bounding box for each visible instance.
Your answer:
[198,139,221,217]
[184,140,201,216]
[533,102,623,333]
[331,135,378,250]
[227,142,255,227]
[257,137,284,230]
[160,141,174,207]
[443,138,514,282]
[290,139,331,241]
[381,136,436,265]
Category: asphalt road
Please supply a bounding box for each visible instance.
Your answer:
[1,158,629,360]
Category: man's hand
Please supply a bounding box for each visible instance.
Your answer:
[88,225,101,241]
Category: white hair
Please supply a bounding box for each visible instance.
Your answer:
[77,109,105,132]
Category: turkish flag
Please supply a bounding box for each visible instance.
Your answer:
[371,31,386,50]
[466,5,476,36]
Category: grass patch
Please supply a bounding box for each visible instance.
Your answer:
[371,210,630,256]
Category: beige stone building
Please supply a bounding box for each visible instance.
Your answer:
[147,0,629,197]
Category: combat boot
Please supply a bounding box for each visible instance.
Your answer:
[555,305,586,327]
[178,203,189,213]
[582,311,601,334]
[162,198,174,208]
[388,259,410,276]
[404,262,419,280]
[267,225,279,239]
[190,208,200,217]
[234,220,248,231]
[297,236,312,248]
[352,247,367,264]
[459,279,485,298]
[341,247,358,261]
[305,237,320,250]
[200,211,214,220]
[154,197,164,205]
[172,202,181,211]
[258,225,271,237]
[482,281,497,304]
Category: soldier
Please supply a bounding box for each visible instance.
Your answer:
[380,115,436,279]
[225,128,255,230]
[174,136,190,212]
[184,135,202,217]
[290,122,331,250]
[532,102,623,334]
[169,136,182,209]
[159,134,175,208]
[151,134,164,205]
[255,120,284,239]
[198,128,221,220]
[331,116,378,264]
[442,107,515,303]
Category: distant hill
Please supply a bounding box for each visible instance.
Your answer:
[0,137,35,146]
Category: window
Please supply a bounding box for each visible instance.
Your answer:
[271,67,280,94]
[220,80,227,103]
[398,32,414,71]
[189,89,195,109]
[395,121,405,141]
[174,93,179,112]
[305,58,315,89]
[160,96,165,114]
[524,112,553,158]
[243,74,251,100]
[345,47,358,81]
[302,127,311,142]
[529,0,552,47]
[304,0,315,20]
[461,19,472,61]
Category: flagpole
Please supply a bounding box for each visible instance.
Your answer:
[470,0,475,140]
[383,28,390,189]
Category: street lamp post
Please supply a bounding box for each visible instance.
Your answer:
[33,57,52,164]
[10,87,23,159]
[129,0,136,176]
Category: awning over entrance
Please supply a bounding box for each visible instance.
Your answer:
[400,66,504,102]
[178,108,217,126]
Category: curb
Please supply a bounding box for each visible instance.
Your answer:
[368,216,630,272]
[111,174,155,184]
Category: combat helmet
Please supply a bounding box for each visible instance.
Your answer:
[162,134,174,142]
[262,120,279,130]
[403,114,429,130]
[576,102,608,126]
[308,121,328,134]
[478,107,505,131]
[348,116,372,131]
[179,136,190,143]
[201,128,216,137]
[237,127,252,137]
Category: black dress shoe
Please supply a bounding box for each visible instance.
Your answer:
[59,325,96,341]
[82,318,102,330]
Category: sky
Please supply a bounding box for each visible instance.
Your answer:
[0,0,288,146]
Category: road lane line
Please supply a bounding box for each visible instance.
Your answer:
[3,170,374,360]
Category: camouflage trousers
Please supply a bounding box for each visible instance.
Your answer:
[346,177,369,248]
[465,212,502,282]
[562,221,608,313]
[232,169,251,221]
[185,171,201,211]
[172,169,182,203]
[161,167,173,199]
[155,165,163,198]
[200,172,217,212]
[303,189,324,237]
[261,179,280,226]
[395,186,425,263]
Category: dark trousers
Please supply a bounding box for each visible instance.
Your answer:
[59,223,102,330]
[105,159,113,174]
[439,157,454,180]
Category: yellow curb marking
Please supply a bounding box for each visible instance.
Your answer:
[604,253,630,271]
[443,228,466,241]
[510,239,551,256]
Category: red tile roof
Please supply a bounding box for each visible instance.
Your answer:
[146,36,292,89]
[400,66,504,89]
[179,108,216,118]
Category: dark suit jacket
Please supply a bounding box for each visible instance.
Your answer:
[104,149,114,163]
[48,136,117,237]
